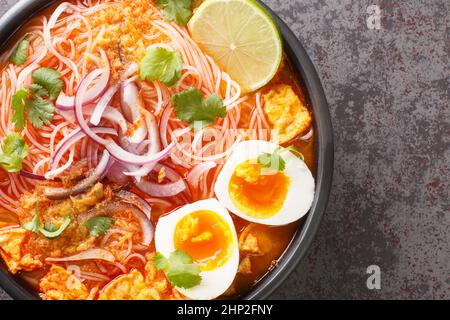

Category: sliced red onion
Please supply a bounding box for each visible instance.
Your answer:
[129,204,154,246]
[106,161,130,184]
[56,67,110,111]
[115,191,153,246]
[120,81,142,123]
[20,170,46,181]
[85,106,128,134]
[135,178,186,198]
[45,150,110,200]
[117,190,152,219]
[123,112,161,177]
[51,127,117,170]
[135,163,187,198]
[121,63,138,80]
[186,162,217,188]
[89,83,119,126]
[120,82,147,144]
[75,69,111,145]
[106,139,175,166]
[300,128,314,141]
[46,248,115,263]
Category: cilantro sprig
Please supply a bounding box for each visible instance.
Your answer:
[12,67,62,130]
[257,146,305,172]
[23,201,71,239]
[172,88,226,129]
[153,250,202,289]
[10,37,29,66]
[140,46,183,87]
[0,132,29,173]
[156,0,193,26]
[84,216,115,237]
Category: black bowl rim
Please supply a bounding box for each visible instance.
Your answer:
[0,0,334,300]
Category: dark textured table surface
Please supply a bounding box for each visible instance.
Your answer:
[0,0,448,300]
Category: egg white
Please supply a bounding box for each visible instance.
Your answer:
[154,199,239,300]
[214,140,315,226]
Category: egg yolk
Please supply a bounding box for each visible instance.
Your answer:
[174,210,233,271]
[229,160,290,218]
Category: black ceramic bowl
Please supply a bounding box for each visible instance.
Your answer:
[0,0,333,300]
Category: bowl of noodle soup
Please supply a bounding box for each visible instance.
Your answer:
[0,0,333,300]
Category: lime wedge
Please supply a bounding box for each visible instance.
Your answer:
[188,0,282,93]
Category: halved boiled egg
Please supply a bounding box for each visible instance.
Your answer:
[154,199,239,300]
[215,140,315,226]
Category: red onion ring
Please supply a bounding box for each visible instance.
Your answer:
[117,190,154,246]
[120,81,142,123]
[89,83,119,126]
[75,69,111,145]
[45,150,110,200]
[56,64,111,111]
[106,161,130,184]
[120,82,148,144]
[134,163,187,198]
[106,139,175,166]
[51,127,117,170]
[123,112,162,177]
[186,162,217,188]
[135,178,186,198]
[20,170,46,181]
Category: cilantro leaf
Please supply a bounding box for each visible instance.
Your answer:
[84,216,115,237]
[23,201,41,235]
[10,37,29,66]
[172,88,226,128]
[140,47,183,86]
[32,67,63,100]
[0,132,29,173]
[29,84,49,97]
[153,250,202,289]
[153,252,169,270]
[27,96,54,129]
[285,145,305,161]
[39,213,71,239]
[258,146,305,172]
[11,89,29,130]
[156,0,193,25]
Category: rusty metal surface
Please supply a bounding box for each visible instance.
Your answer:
[0,0,448,300]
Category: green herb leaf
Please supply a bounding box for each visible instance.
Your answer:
[257,146,305,172]
[156,0,193,25]
[39,213,71,239]
[153,252,169,270]
[32,67,63,100]
[28,84,49,98]
[172,88,226,128]
[84,216,115,237]
[43,222,58,233]
[27,96,55,129]
[284,145,305,161]
[11,89,29,130]
[22,201,41,235]
[140,47,183,86]
[10,38,29,66]
[153,250,201,289]
[0,132,29,173]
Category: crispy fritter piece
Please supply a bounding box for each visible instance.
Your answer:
[40,265,89,300]
[0,227,42,273]
[263,84,312,144]
[99,269,160,300]
[239,232,261,255]
[238,256,252,275]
